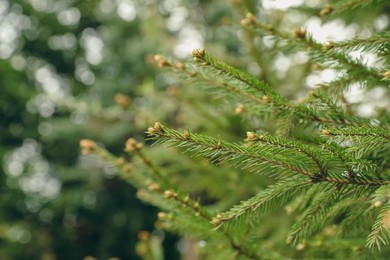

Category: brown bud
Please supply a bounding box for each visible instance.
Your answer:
[154,122,162,131]
[320,4,333,16]
[240,18,249,26]
[176,62,185,70]
[321,129,330,136]
[138,231,150,241]
[114,93,132,107]
[147,127,155,134]
[292,28,306,39]
[164,190,177,198]
[154,54,162,62]
[192,48,205,59]
[296,243,306,251]
[148,183,161,191]
[383,71,390,80]
[157,212,167,219]
[80,139,96,155]
[116,157,126,165]
[194,202,199,209]
[235,103,245,113]
[246,12,255,22]
[183,131,190,140]
[323,41,334,51]
[210,215,223,226]
[246,132,256,141]
[154,54,170,67]
[125,138,139,152]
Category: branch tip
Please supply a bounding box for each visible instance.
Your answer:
[147,122,163,135]
[292,28,306,39]
[320,4,333,16]
[80,139,97,155]
[246,131,256,141]
[321,129,330,136]
[125,138,143,152]
[323,41,335,51]
[154,54,171,67]
[383,71,390,80]
[192,48,205,59]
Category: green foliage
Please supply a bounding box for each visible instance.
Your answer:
[84,0,390,259]
[2,0,390,259]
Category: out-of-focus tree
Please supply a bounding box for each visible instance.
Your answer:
[1,0,246,259]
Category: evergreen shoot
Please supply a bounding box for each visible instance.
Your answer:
[82,1,390,259]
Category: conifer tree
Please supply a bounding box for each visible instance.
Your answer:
[82,1,390,259]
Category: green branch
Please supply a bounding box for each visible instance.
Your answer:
[246,132,326,175]
[240,14,384,85]
[319,0,388,17]
[211,176,312,227]
[147,123,390,186]
[192,49,279,97]
[331,32,390,54]
[287,186,339,244]
[323,125,390,141]
[367,200,390,249]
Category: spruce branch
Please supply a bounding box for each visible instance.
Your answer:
[322,124,390,141]
[147,122,390,186]
[308,91,346,115]
[190,63,275,116]
[154,53,275,118]
[147,122,316,178]
[245,132,326,175]
[322,124,390,160]
[322,142,356,179]
[124,137,173,188]
[81,138,262,260]
[330,32,390,54]
[190,50,366,126]
[286,185,340,244]
[367,200,390,249]
[77,0,390,256]
[80,139,162,191]
[211,175,312,228]
[80,138,211,220]
[155,51,369,127]
[192,48,279,97]
[241,14,384,85]
[316,74,363,96]
[287,184,376,245]
[319,0,388,17]
[303,90,369,126]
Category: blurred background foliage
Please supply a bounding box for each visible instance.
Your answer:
[0,0,250,259]
[0,0,389,259]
